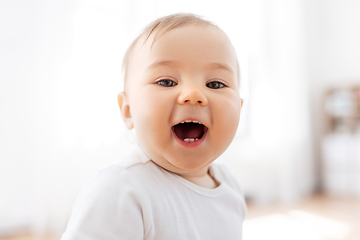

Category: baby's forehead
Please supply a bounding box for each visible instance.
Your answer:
[134,24,234,61]
[144,24,226,49]
[147,23,214,45]
[123,23,239,91]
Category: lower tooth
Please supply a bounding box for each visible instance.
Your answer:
[184,138,195,143]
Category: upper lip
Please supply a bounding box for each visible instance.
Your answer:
[173,118,207,127]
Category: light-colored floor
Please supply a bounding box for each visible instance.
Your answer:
[244,194,360,240]
[0,235,57,240]
[1,194,359,240]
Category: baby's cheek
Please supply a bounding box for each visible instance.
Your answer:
[214,100,240,142]
[136,106,170,140]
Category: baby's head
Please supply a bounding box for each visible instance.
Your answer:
[118,13,243,177]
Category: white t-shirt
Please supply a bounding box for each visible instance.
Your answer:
[61,147,247,240]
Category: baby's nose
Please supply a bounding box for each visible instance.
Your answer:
[177,86,208,106]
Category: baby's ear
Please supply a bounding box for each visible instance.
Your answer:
[117,92,134,130]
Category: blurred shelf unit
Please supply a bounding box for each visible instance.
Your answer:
[323,87,360,134]
[321,86,360,198]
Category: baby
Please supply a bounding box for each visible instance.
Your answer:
[62,13,247,240]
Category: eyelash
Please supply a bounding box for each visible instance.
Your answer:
[155,79,228,89]
[156,79,177,87]
[206,80,227,89]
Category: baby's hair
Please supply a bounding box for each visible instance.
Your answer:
[121,13,240,90]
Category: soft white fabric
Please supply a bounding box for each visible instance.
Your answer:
[61,147,247,240]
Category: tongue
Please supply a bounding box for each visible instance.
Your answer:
[174,123,204,140]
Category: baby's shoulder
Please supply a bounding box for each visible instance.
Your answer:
[211,163,243,194]
[75,148,154,206]
[211,162,234,181]
[95,148,153,185]
[100,149,148,173]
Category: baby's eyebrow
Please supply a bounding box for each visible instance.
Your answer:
[147,60,234,74]
[147,60,180,69]
[205,62,234,74]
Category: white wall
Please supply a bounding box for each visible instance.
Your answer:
[0,0,135,235]
[304,0,360,189]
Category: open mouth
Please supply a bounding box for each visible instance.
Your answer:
[172,120,207,143]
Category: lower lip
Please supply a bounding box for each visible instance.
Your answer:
[172,128,207,148]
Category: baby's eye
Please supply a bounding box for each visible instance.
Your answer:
[156,79,177,87]
[206,81,227,89]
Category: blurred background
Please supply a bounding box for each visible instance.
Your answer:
[1,0,360,239]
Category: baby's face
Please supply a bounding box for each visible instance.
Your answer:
[121,25,242,177]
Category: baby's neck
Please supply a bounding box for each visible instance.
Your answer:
[151,160,219,189]
[181,171,219,189]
